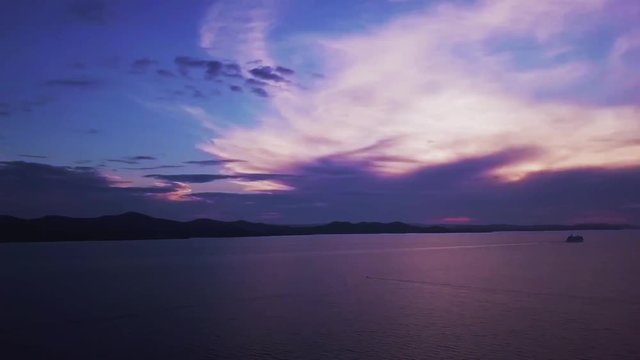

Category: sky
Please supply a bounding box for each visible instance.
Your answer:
[1,0,639,224]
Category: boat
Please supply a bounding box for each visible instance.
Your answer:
[566,234,584,243]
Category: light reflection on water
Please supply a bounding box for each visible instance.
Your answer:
[1,230,639,359]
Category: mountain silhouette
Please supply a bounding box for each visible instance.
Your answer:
[0,212,635,242]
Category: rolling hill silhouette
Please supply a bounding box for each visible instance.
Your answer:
[0,212,635,242]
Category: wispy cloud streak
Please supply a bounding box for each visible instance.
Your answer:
[200,0,640,187]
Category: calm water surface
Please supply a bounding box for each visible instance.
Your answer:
[1,231,639,359]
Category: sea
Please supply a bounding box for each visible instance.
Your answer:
[1,230,639,359]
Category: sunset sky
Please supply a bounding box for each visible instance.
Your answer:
[1,0,639,224]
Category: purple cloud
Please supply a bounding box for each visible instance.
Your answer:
[275,66,294,75]
[183,159,243,166]
[45,78,101,87]
[144,172,292,184]
[0,161,203,219]
[251,87,268,97]
[68,0,108,24]
[144,174,235,183]
[156,69,175,77]
[189,151,640,224]
[249,66,287,82]
[2,153,639,224]
[131,57,158,72]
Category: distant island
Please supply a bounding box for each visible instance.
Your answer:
[0,212,636,242]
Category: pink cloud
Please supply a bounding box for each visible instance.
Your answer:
[441,216,474,224]
[568,211,631,224]
[199,0,275,67]
[199,0,640,190]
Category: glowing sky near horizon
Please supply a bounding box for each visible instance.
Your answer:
[1,0,639,223]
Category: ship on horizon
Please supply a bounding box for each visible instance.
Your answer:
[566,234,584,243]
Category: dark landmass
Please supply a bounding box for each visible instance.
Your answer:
[0,212,637,242]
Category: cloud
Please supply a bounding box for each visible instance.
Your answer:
[70,166,95,171]
[106,156,155,165]
[205,60,223,78]
[131,57,158,72]
[229,85,243,92]
[124,165,184,171]
[5,0,639,225]
[184,85,206,99]
[174,56,211,77]
[18,154,47,159]
[45,78,100,87]
[128,155,156,161]
[188,152,640,224]
[1,156,638,224]
[183,159,242,166]
[249,66,287,82]
[107,159,138,165]
[180,106,221,132]
[144,172,293,184]
[245,78,267,87]
[224,63,242,77]
[199,0,274,65]
[202,0,640,187]
[67,0,108,24]
[156,69,175,77]
[275,66,295,75]
[173,56,239,79]
[144,174,235,183]
[0,161,203,219]
[441,217,473,224]
[251,87,268,97]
